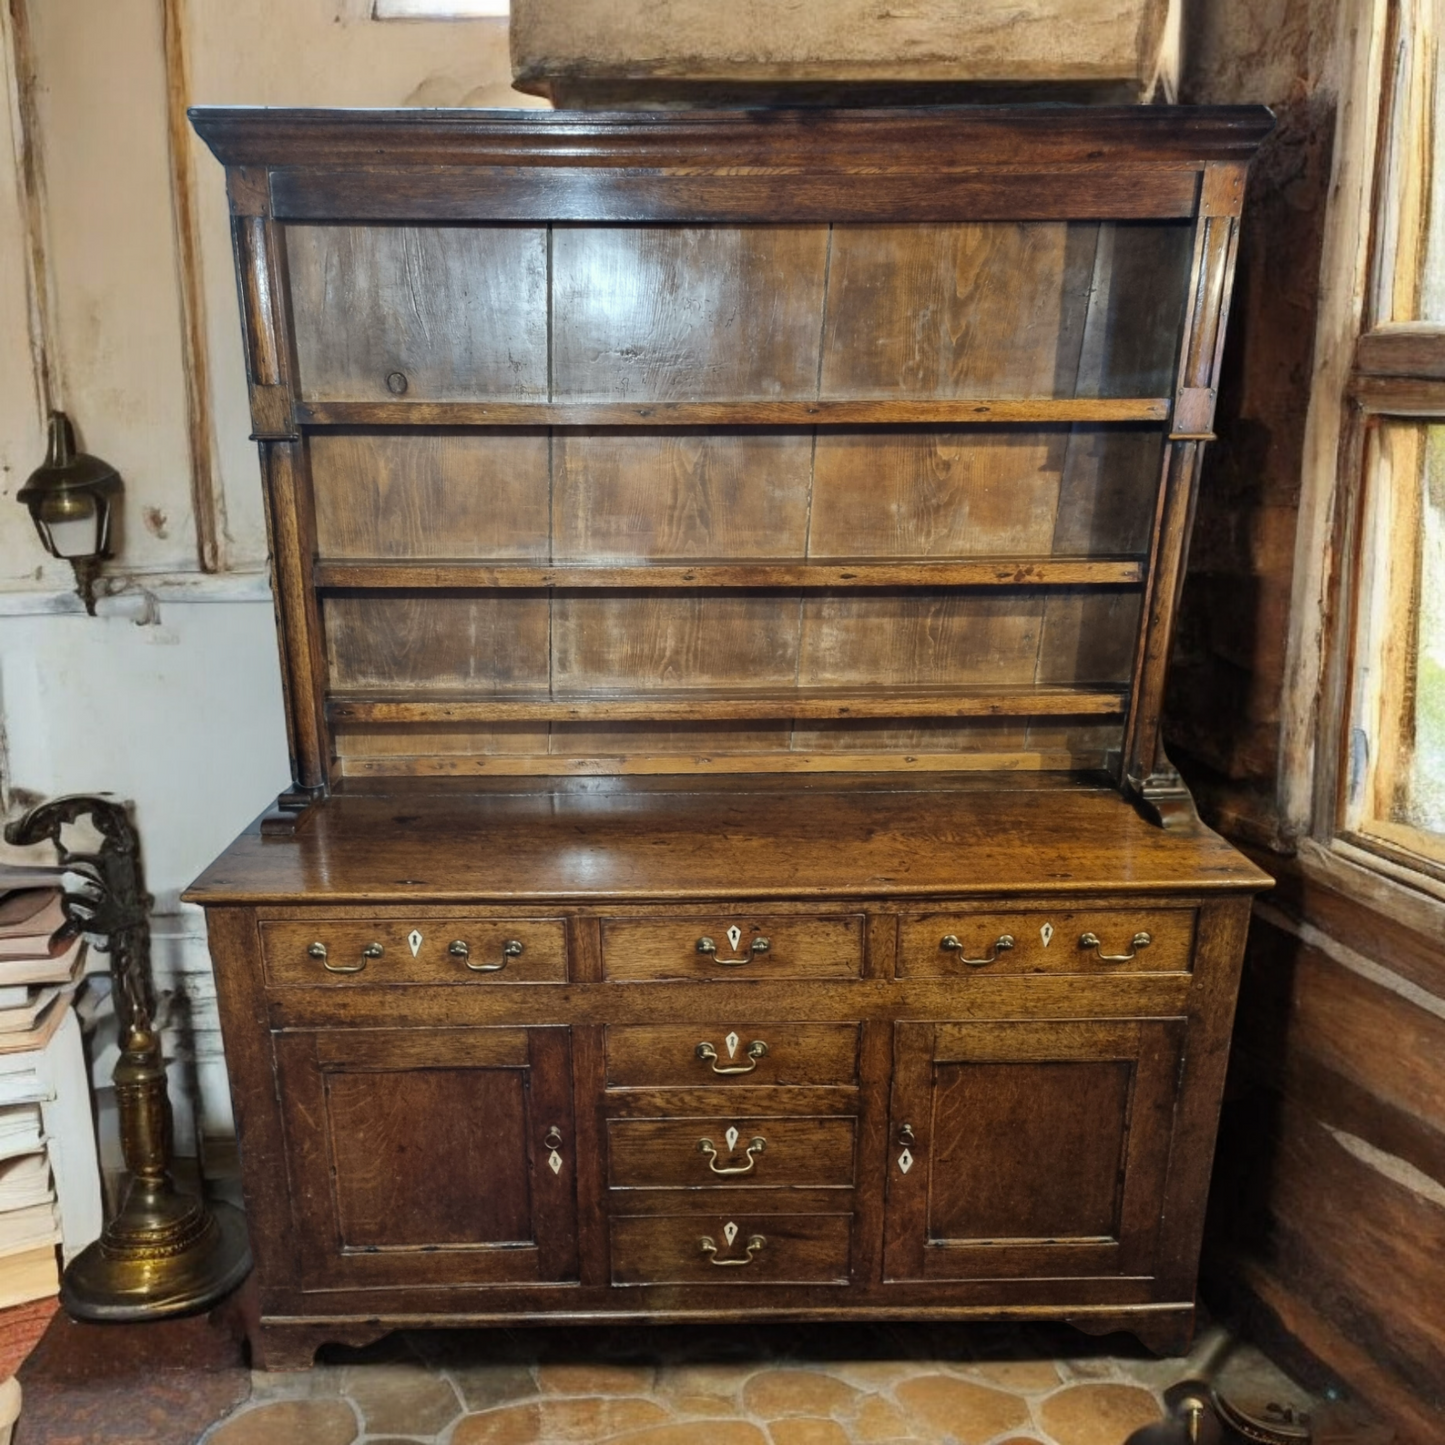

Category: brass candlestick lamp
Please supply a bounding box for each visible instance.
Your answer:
[16,412,122,615]
[4,796,251,1319]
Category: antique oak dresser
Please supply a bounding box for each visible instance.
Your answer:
[185,105,1274,1368]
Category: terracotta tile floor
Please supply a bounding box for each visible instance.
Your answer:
[175,1318,1323,1445]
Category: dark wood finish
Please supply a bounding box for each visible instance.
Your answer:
[601,914,864,981]
[188,106,1271,1363]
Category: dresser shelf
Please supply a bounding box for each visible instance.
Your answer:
[313,558,1148,591]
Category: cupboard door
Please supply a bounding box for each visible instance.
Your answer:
[274,1026,578,1291]
[883,1019,1183,1282]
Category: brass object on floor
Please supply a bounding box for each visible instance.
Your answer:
[4,796,251,1319]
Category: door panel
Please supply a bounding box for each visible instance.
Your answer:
[884,1018,1184,1283]
[274,1025,578,1290]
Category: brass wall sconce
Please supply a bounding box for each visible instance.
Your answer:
[17,412,122,615]
[4,796,251,1319]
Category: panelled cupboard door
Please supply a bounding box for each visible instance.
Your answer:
[883,1019,1184,1283]
[272,1026,578,1291]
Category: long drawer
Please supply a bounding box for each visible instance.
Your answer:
[259,918,567,986]
[606,1024,860,1088]
[601,914,864,980]
[898,907,1195,977]
[608,1115,857,1189]
[610,1213,851,1285]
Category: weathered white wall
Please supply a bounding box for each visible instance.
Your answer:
[0,0,539,1158]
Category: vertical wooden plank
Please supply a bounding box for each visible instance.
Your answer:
[310,430,551,560]
[852,1018,892,1288]
[529,1026,581,1282]
[203,908,300,1311]
[881,1022,934,1281]
[552,226,829,401]
[553,430,813,559]
[570,1022,608,1288]
[262,440,330,791]
[1155,897,1254,1297]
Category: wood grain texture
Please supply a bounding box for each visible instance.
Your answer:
[609,1212,851,1285]
[606,1023,861,1088]
[286,224,548,402]
[554,226,829,401]
[553,429,813,560]
[601,913,864,980]
[310,430,550,560]
[186,780,1270,905]
[606,1116,857,1189]
[323,594,550,692]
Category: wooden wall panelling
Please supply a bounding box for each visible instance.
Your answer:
[1050,427,1167,557]
[551,226,830,401]
[285,224,549,402]
[819,224,1097,399]
[552,429,814,559]
[310,429,551,560]
[808,427,1071,558]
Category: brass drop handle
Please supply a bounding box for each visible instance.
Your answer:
[1078,930,1152,963]
[940,933,1015,967]
[695,1039,769,1075]
[897,1124,915,1146]
[543,1126,563,1149]
[698,1135,767,1175]
[699,1233,765,1266]
[309,940,375,975]
[453,938,523,973]
[696,935,771,966]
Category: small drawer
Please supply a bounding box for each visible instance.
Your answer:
[605,1024,860,1088]
[601,914,863,980]
[610,1213,851,1285]
[608,1116,857,1189]
[260,919,567,986]
[898,907,1195,978]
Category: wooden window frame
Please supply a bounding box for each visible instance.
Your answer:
[1296,0,1445,906]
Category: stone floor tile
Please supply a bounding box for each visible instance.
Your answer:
[205,1399,359,1445]
[535,1360,656,1395]
[767,1417,853,1445]
[962,1359,1063,1391]
[444,1361,538,1413]
[893,1373,1031,1445]
[342,1361,462,1437]
[245,1365,346,1402]
[850,1392,911,1442]
[743,1367,861,1418]
[607,1426,768,1445]
[830,1361,919,1390]
[451,1394,672,1444]
[1037,1382,1161,1445]
[653,1361,750,1416]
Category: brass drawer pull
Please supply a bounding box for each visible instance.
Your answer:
[699,1231,765,1266]
[452,938,523,973]
[1078,930,1152,963]
[695,1038,769,1075]
[697,1134,767,1175]
[696,933,771,967]
[940,933,1015,967]
[309,940,378,975]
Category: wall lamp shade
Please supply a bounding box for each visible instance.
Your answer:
[17,412,122,613]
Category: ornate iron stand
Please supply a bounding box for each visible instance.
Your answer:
[4,796,251,1319]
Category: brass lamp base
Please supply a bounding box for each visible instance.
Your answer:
[61,1195,252,1321]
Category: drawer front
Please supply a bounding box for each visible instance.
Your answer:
[606,1024,860,1088]
[610,1213,851,1285]
[261,919,567,986]
[608,1116,857,1189]
[898,908,1195,978]
[601,914,863,980]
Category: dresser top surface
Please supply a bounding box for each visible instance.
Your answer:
[185,776,1271,906]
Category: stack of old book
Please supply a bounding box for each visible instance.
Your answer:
[0,872,86,1307]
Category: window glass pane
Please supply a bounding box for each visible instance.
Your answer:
[1401,426,1445,828]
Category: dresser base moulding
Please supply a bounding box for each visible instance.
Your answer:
[247,1304,1198,1372]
